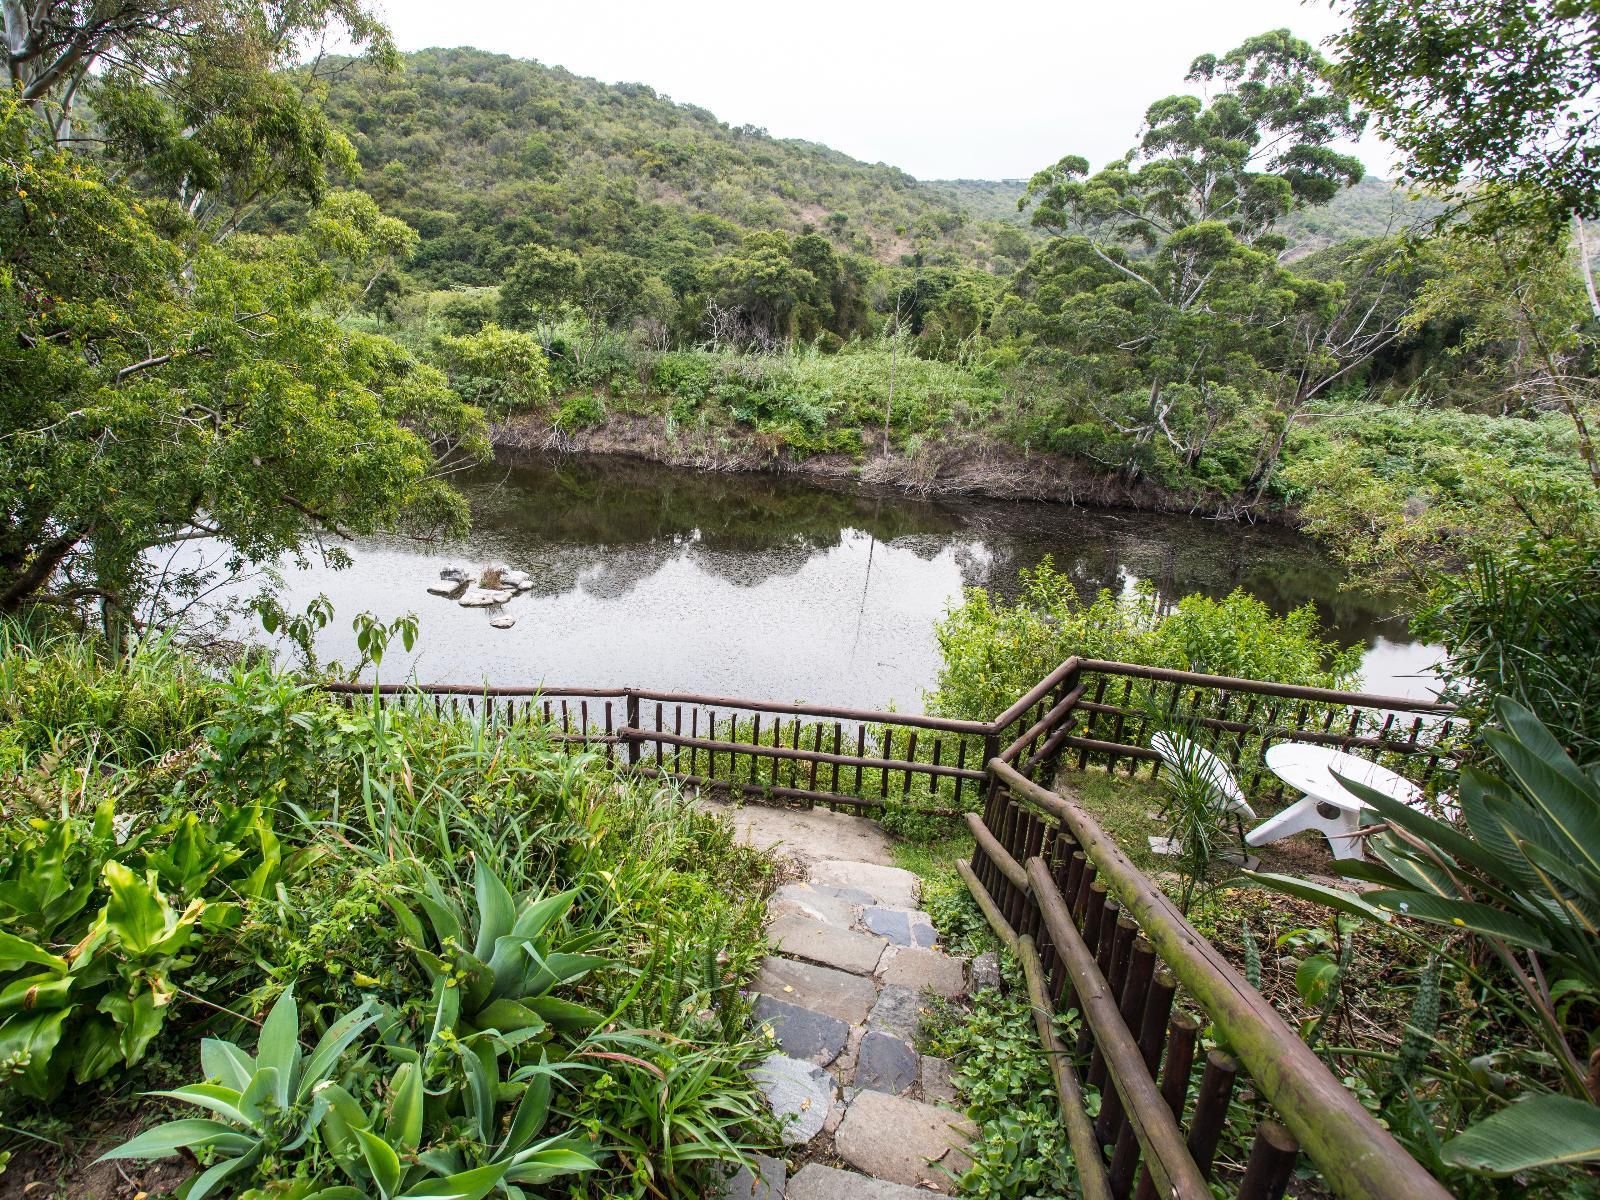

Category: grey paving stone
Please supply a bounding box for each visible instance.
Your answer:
[834,1089,976,1192]
[921,1055,958,1106]
[768,914,887,976]
[715,1153,786,1200]
[755,955,878,1025]
[754,994,849,1065]
[807,861,920,909]
[854,1030,919,1095]
[878,946,966,998]
[787,1163,932,1199]
[770,882,859,928]
[862,906,938,947]
[865,984,925,1041]
[753,1053,836,1146]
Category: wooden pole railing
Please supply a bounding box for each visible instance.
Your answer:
[963,758,1455,1200]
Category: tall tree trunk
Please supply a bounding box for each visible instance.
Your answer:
[1576,212,1600,321]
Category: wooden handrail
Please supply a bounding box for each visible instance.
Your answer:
[1072,660,1455,713]
[992,760,1453,1200]
[618,727,985,781]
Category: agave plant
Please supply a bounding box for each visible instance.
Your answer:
[386,860,611,1041]
[1246,696,1600,1173]
[99,988,385,1198]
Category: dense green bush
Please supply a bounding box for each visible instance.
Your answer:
[929,560,1362,724]
[0,625,779,1197]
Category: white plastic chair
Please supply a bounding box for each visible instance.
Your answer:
[1151,732,1258,844]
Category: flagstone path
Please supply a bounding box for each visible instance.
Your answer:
[708,800,980,1199]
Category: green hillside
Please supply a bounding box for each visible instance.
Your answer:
[296,47,1020,289]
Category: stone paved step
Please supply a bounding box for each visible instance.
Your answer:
[753,993,849,1066]
[753,1054,837,1146]
[754,955,878,1024]
[716,1153,786,1199]
[878,946,967,998]
[787,1163,934,1199]
[768,914,888,975]
[807,861,920,908]
[834,1089,977,1192]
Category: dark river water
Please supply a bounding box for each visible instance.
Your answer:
[234,453,1440,710]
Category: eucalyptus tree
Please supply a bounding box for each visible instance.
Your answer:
[1015,31,1368,482]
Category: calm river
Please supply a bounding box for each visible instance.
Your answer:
[232,453,1439,710]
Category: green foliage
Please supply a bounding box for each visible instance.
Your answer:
[930,559,1360,724]
[1332,0,1600,236]
[0,625,779,1194]
[1247,696,1600,1175]
[436,325,552,416]
[0,97,488,628]
[923,975,1080,1199]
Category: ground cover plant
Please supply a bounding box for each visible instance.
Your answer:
[0,620,780,1198]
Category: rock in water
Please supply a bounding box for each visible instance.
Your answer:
[459,588,513,608]
[439,565,472,583]
[490,615,516,629]
[427,581,466,597]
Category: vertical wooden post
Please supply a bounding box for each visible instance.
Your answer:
[624,689,639,767]
[1238,1122,1299,1200]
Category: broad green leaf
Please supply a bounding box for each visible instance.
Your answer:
[240,1066,281,1127]
[472,860,517,962]
[519,952,610,997]
[0,973,73,1015]
[202,1036,255,1092]
[1365,890,1552,951]
[188,1145,261,1200]
[1487,698,1600,880]
[398,1163,510,1200]
[1441,1093,1600,1175]
[255,988,302,1105]
[1295,954,1340,1006]
[521,996,606,1032]
[1237,872,1391,923]
[300,999,380,1099]
[0,930,68,973]
[149,1083,248,1126]
[500,1060,551,1153]
[355,1125,403,1197]
[98,1118,247,1161]
[509,889,576,943]
[385,1061,423,1152]
[463,1038,498,1145]
[0,1008,72,1099]
[473,998,547,1035]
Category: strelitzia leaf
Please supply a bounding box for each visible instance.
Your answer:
[385,1061,423,1153]
[1487,698,1600,881]
[1238,872,1391,923]
[1441,1093,1600,1175]
[1365,890,1553,952]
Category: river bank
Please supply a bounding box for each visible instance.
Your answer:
[490,411,1290,520]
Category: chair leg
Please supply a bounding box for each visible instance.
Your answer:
[1325,810,1368,862]
[1245,797,1325,847]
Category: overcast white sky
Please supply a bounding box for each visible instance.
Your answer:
[366,0,1392,181]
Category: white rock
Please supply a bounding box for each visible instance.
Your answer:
[427,582,465,597]
[439,566,472,583]
[514,580,534,592]
[458,588,513,608]
[490,615,516,629]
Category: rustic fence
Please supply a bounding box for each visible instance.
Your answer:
[323,656,1459,818]
[323,659,1464,1198]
